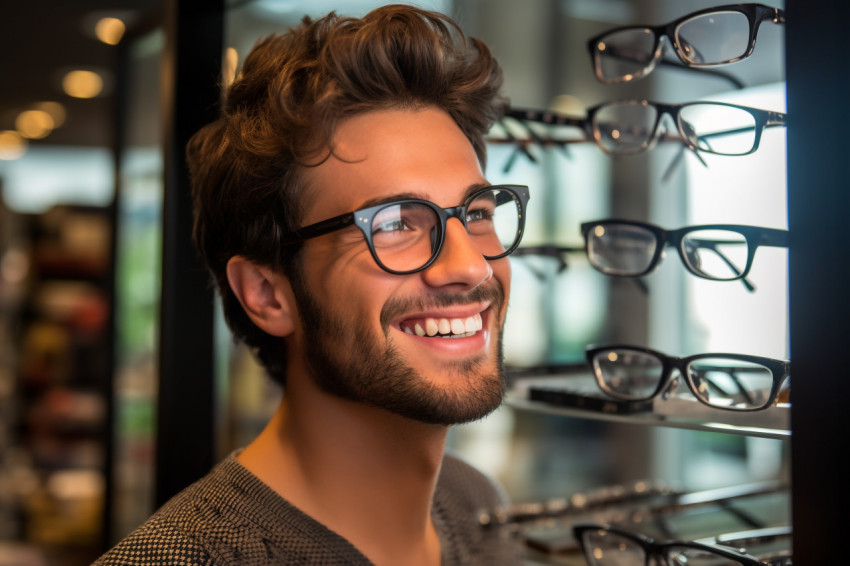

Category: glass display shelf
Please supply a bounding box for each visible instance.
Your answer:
[506,370,790,441]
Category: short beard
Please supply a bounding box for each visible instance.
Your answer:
[289,277,507,425]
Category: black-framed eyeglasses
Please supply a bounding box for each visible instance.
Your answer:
[585,344,791,411]
[279,184,530,275]
[580,219,789,291]
[506,100,787,158]
[573,523,787,565]
[587,3,786,84]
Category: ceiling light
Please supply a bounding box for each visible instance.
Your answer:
[16,110,55,139]
[62,70,104,99]
[95,17,126,45]
[34,101,67,128]
[0,131,28,160]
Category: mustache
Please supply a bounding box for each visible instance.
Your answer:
[379,281,506,332]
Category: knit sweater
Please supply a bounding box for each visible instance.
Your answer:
[93,451,524,565]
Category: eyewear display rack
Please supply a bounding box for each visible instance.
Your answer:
[489,1,843,564]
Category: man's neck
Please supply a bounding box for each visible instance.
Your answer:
[237,380,448,566]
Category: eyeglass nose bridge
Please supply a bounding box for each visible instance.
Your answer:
[419,203,474,268]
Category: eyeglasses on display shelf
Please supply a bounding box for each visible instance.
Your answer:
[587,3,786,84]
[279,184,530,274]
[506,101,787,158]
[573,523,791,566]
[579,219,789,291]
[585,344,791,412]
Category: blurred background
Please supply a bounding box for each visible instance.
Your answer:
[0,0,840,564]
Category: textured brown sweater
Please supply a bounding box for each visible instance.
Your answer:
[93,451,524,565]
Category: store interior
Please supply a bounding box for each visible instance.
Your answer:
[0,0,846,564]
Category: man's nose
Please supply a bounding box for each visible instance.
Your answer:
[420,217,493,289]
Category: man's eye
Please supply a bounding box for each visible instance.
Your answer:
[373,219,409,233]
[466,207,494,223]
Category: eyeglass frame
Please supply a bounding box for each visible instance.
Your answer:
[579,219,789,289]
[586,3,786,84]
[505,100,787,158]
[585,344,791,412]
[278,184,530,275]
[573,523,780,566]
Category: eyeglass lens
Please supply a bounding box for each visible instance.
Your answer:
[581,528,754,565]
[675,11,752,65]
[593,349,664,400]
[369,187,521,272]
[593,102,759,156]
[594,10,752,82]
[681,229,749,280]
[687,357,775,410]
[592,348,778,410]
[586,223,752,281]
[585,223,658,275]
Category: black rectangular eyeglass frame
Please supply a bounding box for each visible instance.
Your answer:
[586,3,786,84]
[278,184,530,275]
[573,523,777,566]
[585,344,791,411]
[579,219,789,290]
[505,101,787,158]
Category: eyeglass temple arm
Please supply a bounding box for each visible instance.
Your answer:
[489,120,540,173]
[661,141,709,183]
[686,238,757,292]
[478,481,682,529]
[759,228,790,249]
[480,480,785,530]
[279,213,356,245]
[691,368,759,406]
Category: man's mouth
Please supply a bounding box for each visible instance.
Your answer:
[399,312,483,339]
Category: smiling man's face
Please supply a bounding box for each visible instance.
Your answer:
[284,106,512,425]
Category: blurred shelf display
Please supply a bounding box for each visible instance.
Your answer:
[1,204,112,564]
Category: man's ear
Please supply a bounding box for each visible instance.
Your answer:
[226,256,296,337]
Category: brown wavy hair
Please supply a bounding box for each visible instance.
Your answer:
[185,4,507,386]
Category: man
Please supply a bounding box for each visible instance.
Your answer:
[95,4,528,565]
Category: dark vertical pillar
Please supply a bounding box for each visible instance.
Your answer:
[786,0,850,562]
[157,0,223,507]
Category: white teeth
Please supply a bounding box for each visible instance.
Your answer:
[426,319,439,336]
[403,312,483,337]
[450,319,465,334]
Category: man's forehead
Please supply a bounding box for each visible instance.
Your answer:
[298,107,486,221]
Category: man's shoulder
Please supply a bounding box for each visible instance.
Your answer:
[94,455,371,566]
[434,452,524,565]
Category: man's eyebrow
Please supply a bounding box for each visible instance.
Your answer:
[356,183,491,210]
